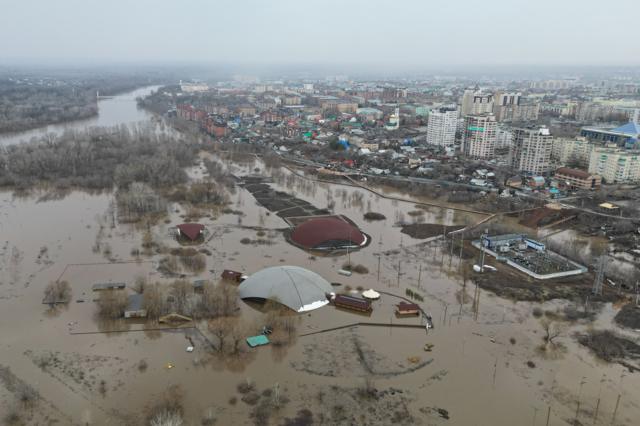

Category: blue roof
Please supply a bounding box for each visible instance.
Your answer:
[612,122,640,135]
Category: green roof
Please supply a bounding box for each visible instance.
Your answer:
[246,335,270,347]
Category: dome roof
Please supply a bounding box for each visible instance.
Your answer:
[238,266,333,312]
[290,217,366,250]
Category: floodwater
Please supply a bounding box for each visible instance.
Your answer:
[1,124,639,423]
[1,159,639,425]
[0,86,161,146]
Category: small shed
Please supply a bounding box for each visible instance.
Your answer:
[246,335,270,348]
[396,302,420,316]
[334,294,372,313]
[124,294,147,319]
[92,282,126,291]
[176,223,205,241]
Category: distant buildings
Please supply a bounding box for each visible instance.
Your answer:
[356,107,383,122]
[581,118,640,148]
[385,107,400,131]
[529,79,575,90]
[493,91,540,122]
[512,126,553,175]
[426,106,458,147]
[180,81,209,93]
[588,147,640,183]
[462,114,497,158]
[461,90,494,116]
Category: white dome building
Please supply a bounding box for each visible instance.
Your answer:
[238,266,333,312]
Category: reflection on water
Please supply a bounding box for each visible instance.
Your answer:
[0,86,161,146]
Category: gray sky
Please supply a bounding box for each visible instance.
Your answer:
[1,0,638,67]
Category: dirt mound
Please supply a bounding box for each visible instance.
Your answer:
[615,303,640,329]
[400,224,462,239]
[518,207,574,229]
[576,330,640,371]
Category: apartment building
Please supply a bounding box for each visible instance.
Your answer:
[426,106,458,147]
[588,147,640,183]
[512,126,553,175]
[462,114,497,158]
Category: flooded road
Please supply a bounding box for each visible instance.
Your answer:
[0,86,161,146]
[1,148,639,422]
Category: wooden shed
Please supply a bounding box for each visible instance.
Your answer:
[396,302,420,316]
[334,294,372,313]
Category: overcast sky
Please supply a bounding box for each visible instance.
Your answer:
[1,0,638,68]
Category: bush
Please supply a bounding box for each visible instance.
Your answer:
[342,263,369,274]
[363,212,386,221]
[43,280,72,305]
[96,290,129,319]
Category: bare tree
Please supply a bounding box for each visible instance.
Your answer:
[143,283,168,320]
[96,291,129,319]
[43,280,72,305]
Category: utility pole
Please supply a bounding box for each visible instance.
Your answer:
[574,377,587,424]
[397,260,401,287]
[458,233,464,270]
[480,229,489,272]
[593,255,605,296]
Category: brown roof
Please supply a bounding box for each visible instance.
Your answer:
[555,167,591,180]
[291,217,365,249]
[176,223,205,240]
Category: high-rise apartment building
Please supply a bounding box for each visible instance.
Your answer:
[461,90,494,116]
[426,106,458,147]
[493,91,539,122]
[588,147,640,183]
[512,126,553,175]
[462,114,497,158]
[551,137,593,167]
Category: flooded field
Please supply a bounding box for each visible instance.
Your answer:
[1,151,639,426]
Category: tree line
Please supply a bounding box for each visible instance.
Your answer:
[0,124,199,190]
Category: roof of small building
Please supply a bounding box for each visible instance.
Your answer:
[176,223,205,240]
[556,167,592,179]
[126,294,144,312]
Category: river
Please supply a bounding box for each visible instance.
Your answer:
[0,85,161,146]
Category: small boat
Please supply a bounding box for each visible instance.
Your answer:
[338,269,352,277]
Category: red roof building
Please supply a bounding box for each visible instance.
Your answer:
[176,223,205,241]
[290,217,366,250]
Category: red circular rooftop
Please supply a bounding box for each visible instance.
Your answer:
[291,217,366,250]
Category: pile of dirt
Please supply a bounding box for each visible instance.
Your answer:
[400,224,463,239]
[614,303,640,329]
[517,207,575,229]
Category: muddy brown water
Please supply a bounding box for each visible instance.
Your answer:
[1,156,639,425]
